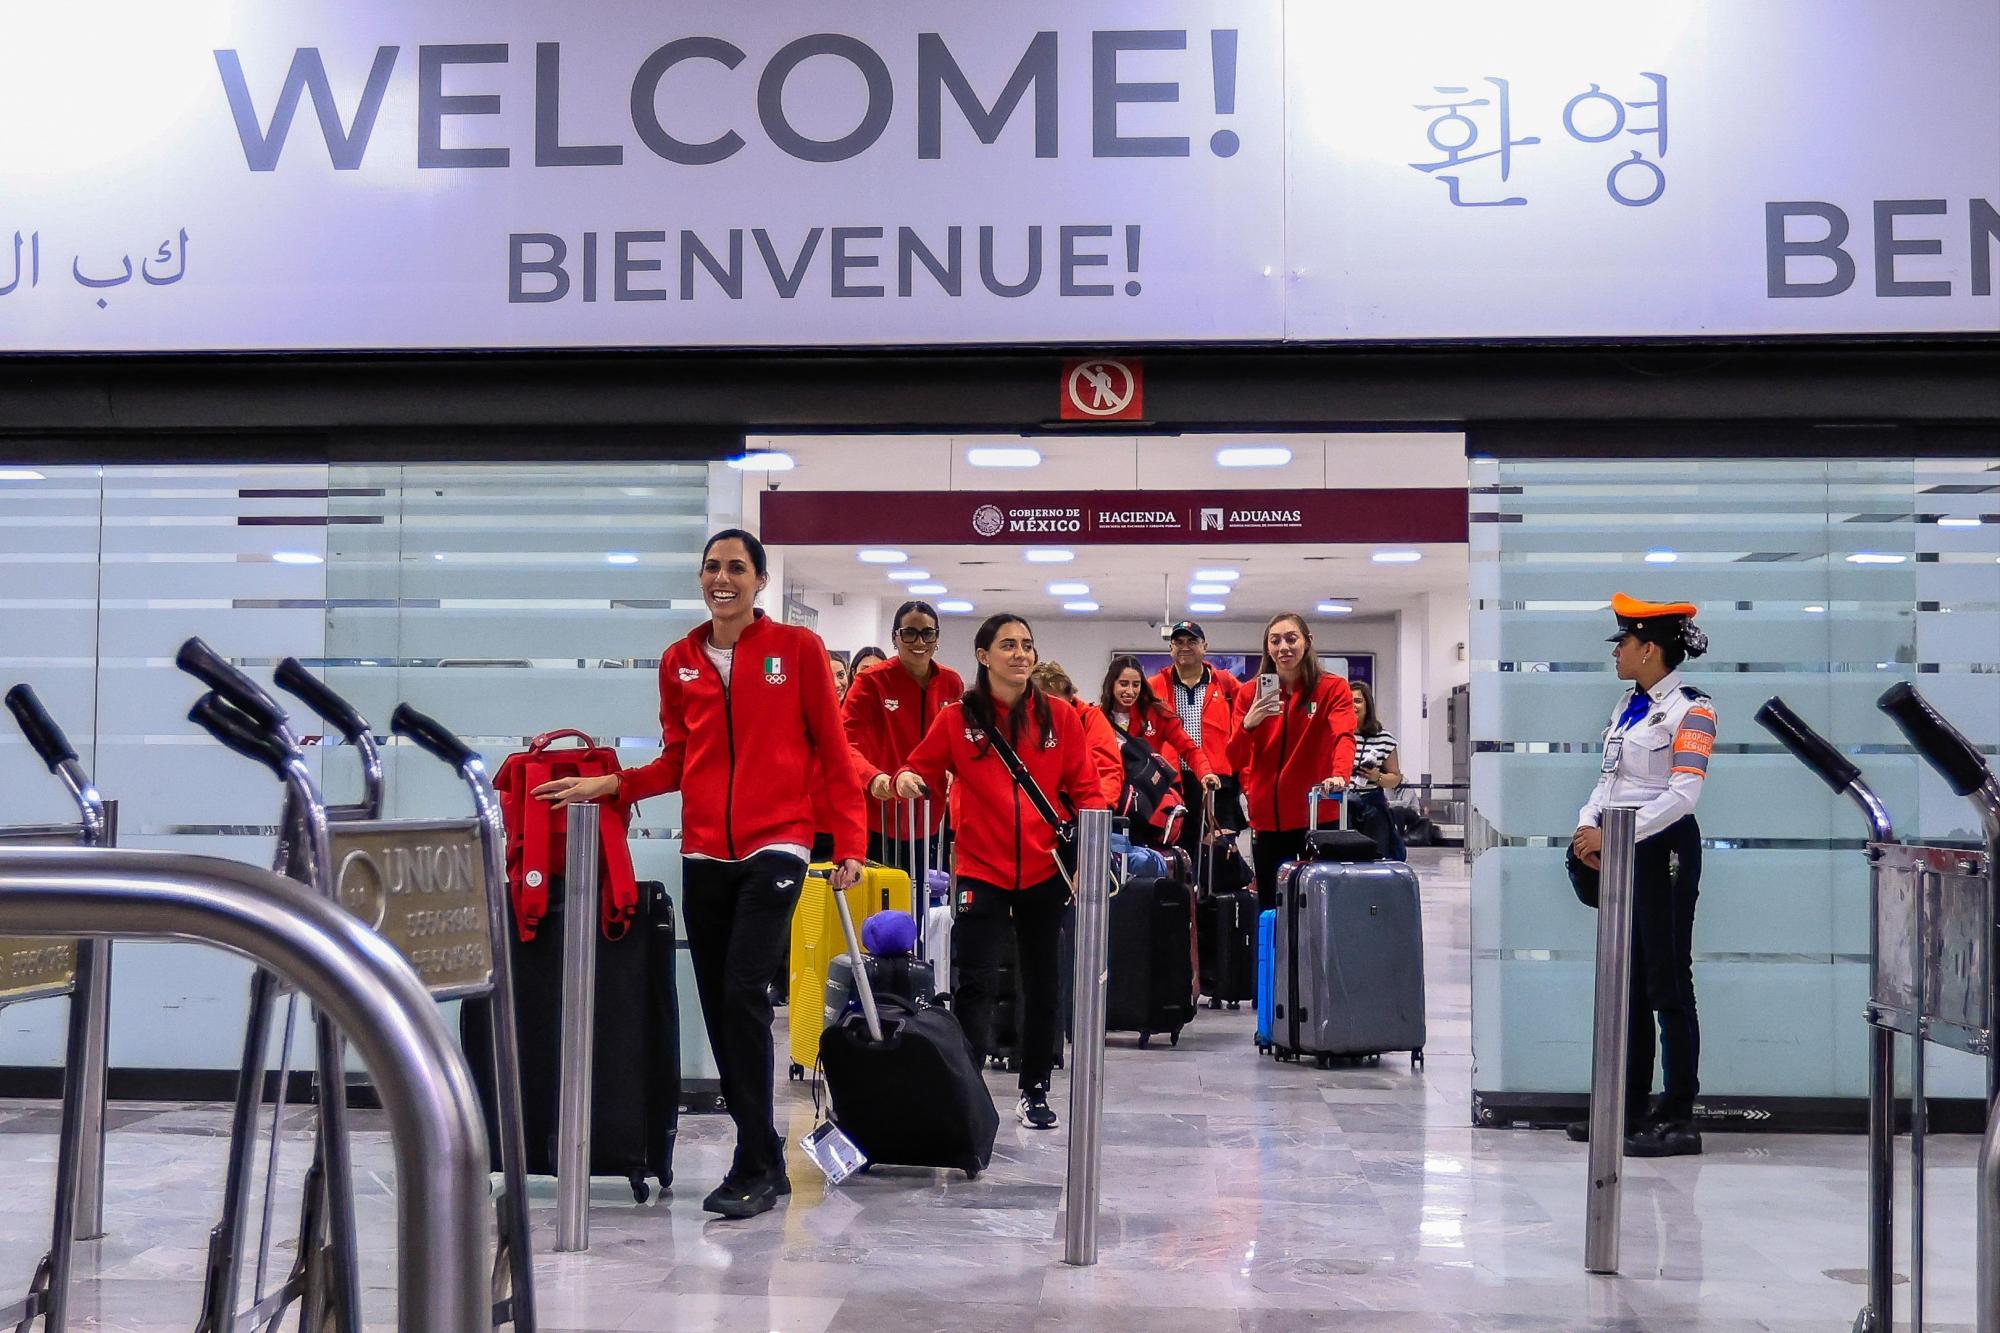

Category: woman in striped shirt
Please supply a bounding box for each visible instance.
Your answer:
[1347,680,1406,861]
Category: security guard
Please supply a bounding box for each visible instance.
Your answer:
[1565,593,1715,1158]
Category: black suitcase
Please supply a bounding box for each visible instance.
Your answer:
[1105,872,1196,1047]
[463,877,679,1201]
[1197,888,1259,1007]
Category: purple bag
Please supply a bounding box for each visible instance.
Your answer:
[926,868,951,905]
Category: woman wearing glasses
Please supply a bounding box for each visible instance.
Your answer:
[843,600,964,865]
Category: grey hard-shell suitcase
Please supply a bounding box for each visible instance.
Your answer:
[1272,793,1426,1067]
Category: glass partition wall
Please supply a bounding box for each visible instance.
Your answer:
[1470,456,2000,1117]
[0,460,723,1082]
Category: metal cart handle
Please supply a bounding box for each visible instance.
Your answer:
[189,693,297,777]
[177,636,292,738]
[1879,682,1994,798]
[1754,698,1862,794]
[275,657,371,746]
[391,704,480,769]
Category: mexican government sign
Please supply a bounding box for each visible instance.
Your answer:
[2,0,1994,350]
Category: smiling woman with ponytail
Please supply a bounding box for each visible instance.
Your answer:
[895,613,1106,1132]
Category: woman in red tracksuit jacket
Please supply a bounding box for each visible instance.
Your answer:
[842,599,965,866]
[896,613,1107,1132]
[1087,655,1219,840]
[534,528,864,1222]
[1226,611,1359,914]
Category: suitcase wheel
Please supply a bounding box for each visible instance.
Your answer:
[629,1174,650,1204]
[1208,997,1221,1010]
[1169,1030,1181,1047]
[1137,1033,1151,1050]
[788,1063,804,1081]
[1315,1053,1332,1070]
[1227,1001,1241,1011]
[963,1165,981,1180]
[1412,1048,1424,1066]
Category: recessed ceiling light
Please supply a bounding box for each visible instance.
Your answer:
[725,450,795,472]
[1062,601,1099,613]
[1024,549,1075,564]
[1193,568,1240,582]
[938,599,975,614]
[605,552,640,565]
[859,549,909,564]
[1188,601,1227,613]
[888,569,931,582]
[1804,605,1827,614]
[273,551,324,566]
[967,446,1042,469]
[1215,446,1292,468]
[1937,516,1984,528]
[0,469,45,481]
[1644,549,1678,564]
[1190,583,1231,597]
[1318,601,1354,615]
[1047,581,1090,596]
[1846,552,1907,564]
[1372,550,1422,564]
[906,583,947,595]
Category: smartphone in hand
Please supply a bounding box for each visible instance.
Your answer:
[1257,672,1279,703]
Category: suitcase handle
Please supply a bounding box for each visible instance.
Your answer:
[1306,787,1349,831]
[830,877,886,1044]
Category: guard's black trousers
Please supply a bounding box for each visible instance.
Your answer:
[1626,815,1703,1126]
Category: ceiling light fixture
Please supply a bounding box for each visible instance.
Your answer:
[725,450,796,472]
[938,599,975,614]
[1193,568,1240,582]
[1188,600,1227,613]
[1062,601,1100,613]
[888,569,931,582]
[1937,516,1984,528]
[967,446,1042,468]
[1189,583,1232,596]
[906,583,947,595]
[1804,605,1827,614]
[1047,581,1090,596]
[1318,601,1354,615]
[0,469,46,481]
[273,551,324,566]
[1644,549,1678,564]
[859,549,909,564]
[605,552,640,565]
[1024,549,1075,564]
[1215,446,1292,468]
[1372,550,1423,564]
[1846,552,1908,564]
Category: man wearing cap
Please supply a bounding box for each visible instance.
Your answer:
[1566,593,1716,1158]
[1150,620,1244,873]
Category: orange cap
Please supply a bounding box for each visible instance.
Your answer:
[1611,592,1698,619]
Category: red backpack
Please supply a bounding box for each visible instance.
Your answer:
[493,729,639,942]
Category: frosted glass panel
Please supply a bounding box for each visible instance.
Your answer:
[1471,455,2000,1105]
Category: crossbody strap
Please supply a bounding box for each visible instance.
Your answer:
[982,723,1073,843]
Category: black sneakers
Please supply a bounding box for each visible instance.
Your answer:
[1626,1121,1703,1157]
[1017,1086,1058,1130]
[702,1174,781,1219]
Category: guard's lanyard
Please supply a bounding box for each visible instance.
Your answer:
[1603,690,1652,774]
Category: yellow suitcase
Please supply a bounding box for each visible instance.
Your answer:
[787,862,913,1076]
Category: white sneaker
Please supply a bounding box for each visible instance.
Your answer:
[1016,1087,1058,1130]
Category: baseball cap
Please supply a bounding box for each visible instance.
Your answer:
[1169,620,1206,641]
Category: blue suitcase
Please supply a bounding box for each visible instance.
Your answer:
[1255,908,1277,1051]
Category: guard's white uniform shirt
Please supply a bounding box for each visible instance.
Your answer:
[1576,669,1718,842]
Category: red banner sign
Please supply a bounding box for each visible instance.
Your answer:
[762,488,1467,545]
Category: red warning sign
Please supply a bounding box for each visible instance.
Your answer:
[1060,358,1144,421]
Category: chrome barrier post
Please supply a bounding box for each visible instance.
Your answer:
[556,802,602,1254]
[1584,805,1639,1276]
[1064,808,1113,1267]
[73,799,114,1242]
[0,847,489,1333]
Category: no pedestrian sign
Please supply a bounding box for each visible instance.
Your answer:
[1060,358,1144,421]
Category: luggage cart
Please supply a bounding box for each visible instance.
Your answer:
[178,641,362,1333]
[0,685,112,1333]
[182,642,537,1333]
[1757,683,2000,1333]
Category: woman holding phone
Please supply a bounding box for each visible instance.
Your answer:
[533,528,865,1220]
[1227,611,1360,912]
[895,614,1107,1130]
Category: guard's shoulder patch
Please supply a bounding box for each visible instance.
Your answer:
[1679,685,1711,702]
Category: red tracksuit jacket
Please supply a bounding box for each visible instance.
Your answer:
[900,694,1108,890]
[1225,673,1358,834]
[841,658,966,836]
[618,613,866,864]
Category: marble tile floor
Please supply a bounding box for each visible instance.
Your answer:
[0,848,1978,1331]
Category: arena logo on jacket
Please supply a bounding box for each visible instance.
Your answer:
[677,667,701,683]
[964,727,985,743]
[884,699,900,712]
[764,655,786,684]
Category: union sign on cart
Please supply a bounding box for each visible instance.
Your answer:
[1060,359,1144,421]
